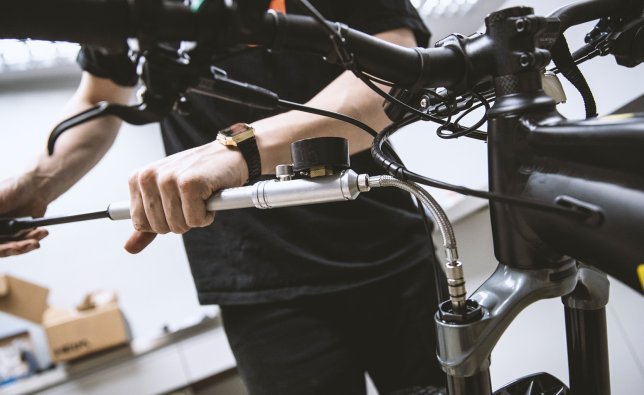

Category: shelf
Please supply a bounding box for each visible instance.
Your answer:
[0,315,236,395]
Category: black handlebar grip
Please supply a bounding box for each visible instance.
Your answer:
[247,13,464,89]
[0,0,198,49]
[0,0,132,48]
[550,0,639,32]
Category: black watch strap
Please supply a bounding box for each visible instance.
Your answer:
[216,123,262,184]
[238,136,261,184]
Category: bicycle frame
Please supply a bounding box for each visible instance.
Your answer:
[432,6,644,394]
[1,1,642,394]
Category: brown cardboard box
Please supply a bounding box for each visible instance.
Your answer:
[0,275,129,363]
[0,275,49,324]
[44,292,129,363]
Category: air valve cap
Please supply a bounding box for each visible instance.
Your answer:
[275,164,294,181]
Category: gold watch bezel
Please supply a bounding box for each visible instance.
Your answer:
[216,123,255,147]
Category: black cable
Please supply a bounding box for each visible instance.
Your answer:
[550,35,598,118]
[300,62,586,217]
[429,90,455,130]
[436,92,490,139]
[295,0,581,218]
[277,99,378,138]
[372,118,591,221]
[295,1,450,124]
[549,49,601,74]
[296,0,493,141]
[357,72,448,124]
[296,0,339,38]
[358,70,492,140]
[296,0,355,67]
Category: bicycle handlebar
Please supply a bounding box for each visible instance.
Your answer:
[1,0,639,91]
[0,0,133,47]
[550,0,640,32]
[0,1,464,89]
[247,12,466,89]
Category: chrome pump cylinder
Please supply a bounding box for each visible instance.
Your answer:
[107,170,370,218]
[214,170,367,210]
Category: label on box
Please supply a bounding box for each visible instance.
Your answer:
[45,304,128,362]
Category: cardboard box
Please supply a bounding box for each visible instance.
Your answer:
[0,275,129,363]
[0,275,49,324]
[44,295,129,363]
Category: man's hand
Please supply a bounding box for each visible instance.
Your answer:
[125,140,248,254]
[0,175,49,257]
[0,229,49,257]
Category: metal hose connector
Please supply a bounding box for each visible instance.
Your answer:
[367,175,467,312]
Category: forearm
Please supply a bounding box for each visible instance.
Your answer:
[123,27,420,253]
[253,70,388,174]
[252,28,415,174]
[29,73,133,203]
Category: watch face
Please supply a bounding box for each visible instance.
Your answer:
[225,123,251,136]
[218,123,255,145]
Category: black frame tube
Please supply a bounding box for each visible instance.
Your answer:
[447,370,492,395]
[564,306,611,395]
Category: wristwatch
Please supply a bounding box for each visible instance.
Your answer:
[216,123,262,184]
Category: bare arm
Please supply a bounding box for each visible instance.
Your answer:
[125,28,416,253]
[30,73,134,205]
[0,72,133,257]
[253,29,413,173]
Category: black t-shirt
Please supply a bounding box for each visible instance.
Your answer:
[79,0,433,305]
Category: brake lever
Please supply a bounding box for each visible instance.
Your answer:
[47,100,165,155]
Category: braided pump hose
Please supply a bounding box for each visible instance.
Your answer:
[367,175,467,312]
